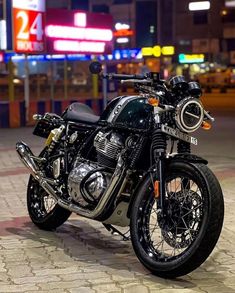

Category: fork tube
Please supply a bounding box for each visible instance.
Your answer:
[152,127,167,212]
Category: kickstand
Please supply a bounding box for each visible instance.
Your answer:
[103,224,130,241]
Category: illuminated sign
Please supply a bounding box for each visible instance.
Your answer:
[0,20,7,50]
[189,1,210,11]
[179,54,205,63]
[225,0,235,7]
[142,46,175,57]
[46,9,113,54]
[12,0,46,53]
[0,52,3,62]
[161,46,175,56]
[114,30,134,37]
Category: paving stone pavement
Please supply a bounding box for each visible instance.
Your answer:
[0,114,234,293]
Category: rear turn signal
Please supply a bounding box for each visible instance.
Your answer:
[202,121,211,130]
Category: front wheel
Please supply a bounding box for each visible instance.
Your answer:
[130,161,224,278]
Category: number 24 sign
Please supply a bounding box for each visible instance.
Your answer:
[12,0,45,53]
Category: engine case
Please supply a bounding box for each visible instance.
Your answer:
[68,160,111,207]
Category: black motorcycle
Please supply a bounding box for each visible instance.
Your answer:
[16,62,224,278]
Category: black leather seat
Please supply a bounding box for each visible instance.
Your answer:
[63,102,100,124]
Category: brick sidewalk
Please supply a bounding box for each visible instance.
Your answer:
[0,120,234,293]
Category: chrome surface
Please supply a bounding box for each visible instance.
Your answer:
[175,98,204,133]
[16,141,126,220]
[68,161,111,206]
[161,125,198,145]
[94,131,124,160]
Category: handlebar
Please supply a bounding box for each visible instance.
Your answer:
[102,73,146,80]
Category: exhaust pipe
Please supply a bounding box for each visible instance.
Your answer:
[16,141,59,201]
[16,142,40,175]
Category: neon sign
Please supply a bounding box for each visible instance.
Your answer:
[12,0,46,53]
[179,54,205,63]
[142,46,175,57]
[46,9,113,55]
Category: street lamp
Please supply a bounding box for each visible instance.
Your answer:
[189,1,210,11]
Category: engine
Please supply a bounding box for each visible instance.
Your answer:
[94,131,124,168]
[68,131,125,207]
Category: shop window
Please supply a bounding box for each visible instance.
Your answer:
[193,11,208,24]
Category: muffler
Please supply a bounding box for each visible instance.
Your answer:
[16,141,59,201]
[16,142,40,175]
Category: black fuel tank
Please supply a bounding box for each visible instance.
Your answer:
[100,96,152,130]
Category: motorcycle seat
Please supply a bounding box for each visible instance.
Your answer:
[63,102,100,124]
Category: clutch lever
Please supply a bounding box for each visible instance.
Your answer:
[204,110,215,122]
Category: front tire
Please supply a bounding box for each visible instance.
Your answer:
[27,176,71,231]
[130,161,224,278]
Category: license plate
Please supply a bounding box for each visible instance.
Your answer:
[161,125,198,145]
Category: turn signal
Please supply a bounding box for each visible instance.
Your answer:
[202,121,211,130]
[154,180,160,198]
[148,97,159,107]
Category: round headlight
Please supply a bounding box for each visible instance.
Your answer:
[175,98,204,133]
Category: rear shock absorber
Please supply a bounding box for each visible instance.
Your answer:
[47,125,66,153]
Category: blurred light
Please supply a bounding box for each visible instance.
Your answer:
[225,0,235,7]
[54,40,106,53]
[31,61,37,66]
[221,9,228,16]
[142,46,161,57]
[46,25,113,42]
[116,37,129,44]
[0,52,3,62]
[114,29,134,37]
[179,54,205,63]
[115,51,121,60]
[74,12,87,27]
[162,46,175,56]
[13,78,21,84]
[189,1,210,11]
[117,64,122,69]
[150,26,155,33]
[0,20,7,50]
[115,23,130,30]
[107,54,113,60]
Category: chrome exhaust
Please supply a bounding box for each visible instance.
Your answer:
[16,141,126,220]
[16,142,59,201]
[16,142,40,175]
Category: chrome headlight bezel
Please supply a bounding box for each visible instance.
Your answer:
[175,97,204,133]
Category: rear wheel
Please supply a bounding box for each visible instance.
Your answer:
[27,175,71,231]
[130,161,224,278]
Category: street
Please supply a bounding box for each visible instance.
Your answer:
[0,113,234,293]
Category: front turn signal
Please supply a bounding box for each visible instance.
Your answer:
[148,97,159,107]
[202,121,211,130]
[154,180,160,198]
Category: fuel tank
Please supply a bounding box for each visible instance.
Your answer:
[100,96,152,130]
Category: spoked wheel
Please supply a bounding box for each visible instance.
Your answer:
[27,176,71,230]
[130,161,224,278]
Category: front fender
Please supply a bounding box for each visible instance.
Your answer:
[168,153,208,165]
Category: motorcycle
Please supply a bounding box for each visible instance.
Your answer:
[16,62,224,278]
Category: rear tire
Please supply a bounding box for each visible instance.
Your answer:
[130,161,224,278]
[27,176,71,231]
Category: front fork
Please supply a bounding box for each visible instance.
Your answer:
[152,128,167,214]
[152,126,192,216]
